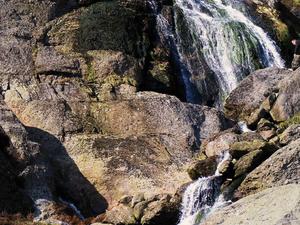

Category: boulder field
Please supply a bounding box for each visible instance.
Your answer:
[0,0,299,225]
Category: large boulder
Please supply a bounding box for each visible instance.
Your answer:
[236,138,300,198]
[90,92,233,150]
[202,184,300,225]
[270,68,300,121]
[279,124,300,145]
[224,68,288,122]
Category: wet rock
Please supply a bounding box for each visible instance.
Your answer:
[140,196,180,225]
[217,157,233,176]
[187,156,219,180]
[202,184,300,225]
[236,138,300,198]
[233,149,272,178]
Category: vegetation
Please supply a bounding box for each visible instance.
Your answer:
[279,112,300,130]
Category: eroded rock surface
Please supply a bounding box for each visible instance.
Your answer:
[203,184,300,225]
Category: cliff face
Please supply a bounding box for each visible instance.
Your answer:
[0,0,300,225]
[0,0,233,223]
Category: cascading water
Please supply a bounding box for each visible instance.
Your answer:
[174,0,285,104]
[149,0,201,103]
[178,152,231,225]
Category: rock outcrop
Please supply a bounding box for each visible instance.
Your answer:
[202,184,300,225]
[236,138,300,198]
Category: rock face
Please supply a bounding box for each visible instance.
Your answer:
[0,126,33,215]
[237,138,300,198]
[270,68,300,121]
[202,184,300,225]
[0,0,235,222]
[224,67,287,123]
[1,0,300,224]
[225,68,300,127]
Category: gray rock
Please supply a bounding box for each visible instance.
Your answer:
[131,193,145,207]
[203,131,239,157]
[224,68,288,121]
[279,124,300,145]
[103,205,136,225]
[35,46,81,75]
[271,69,300,122]
[202,184,300,225]
[236,138,300,198]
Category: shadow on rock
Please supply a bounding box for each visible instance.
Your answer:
[26,127,108,218]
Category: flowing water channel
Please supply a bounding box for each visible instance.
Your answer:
[178,152,231,225]
[174,0,285,104]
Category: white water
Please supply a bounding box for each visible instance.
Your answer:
[238,121,254,133]
[178,152,231,225]
[59,198,85,220]
[174,0,285,101]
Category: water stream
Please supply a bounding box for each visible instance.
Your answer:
[174,0,285,104]
[178,152,231,225]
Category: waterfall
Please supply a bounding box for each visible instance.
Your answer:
[178,152,231,225]
[174,0,285,104]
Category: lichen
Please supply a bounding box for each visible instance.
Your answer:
[279,112,300,130]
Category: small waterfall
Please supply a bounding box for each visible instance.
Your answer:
[174,0,285,104]
[148,0,201,103]
[178,152,231,225]
[238,121,254,133]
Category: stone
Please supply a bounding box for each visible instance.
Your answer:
[133,201,149,220]
[203,131,239,157]
[202,184,300,225]
[0,126,34,215]
[217,157,233,176]
[140,197,179,225]
[119,195,133,205]
[131,193,145,207]
[187,156,218,180]
[279,124,300,145]
[271,69,300,122]
[229,139,268,158]
[103,205,136,225]
[236,138,300,198]
[225,67,288,121]
[259,129,276,140]
[35,46,81,75]
[233,149,272,178]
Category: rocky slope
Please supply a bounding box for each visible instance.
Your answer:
[0,0,300,225]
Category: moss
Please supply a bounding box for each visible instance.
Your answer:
[86,62,96,82]
[148,62,171,87]
[279,112,300,130]
[195,211,203,224]
[78,1,148,57]
[256,6,291,45]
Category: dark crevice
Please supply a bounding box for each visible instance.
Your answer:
[37,71,82,78]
